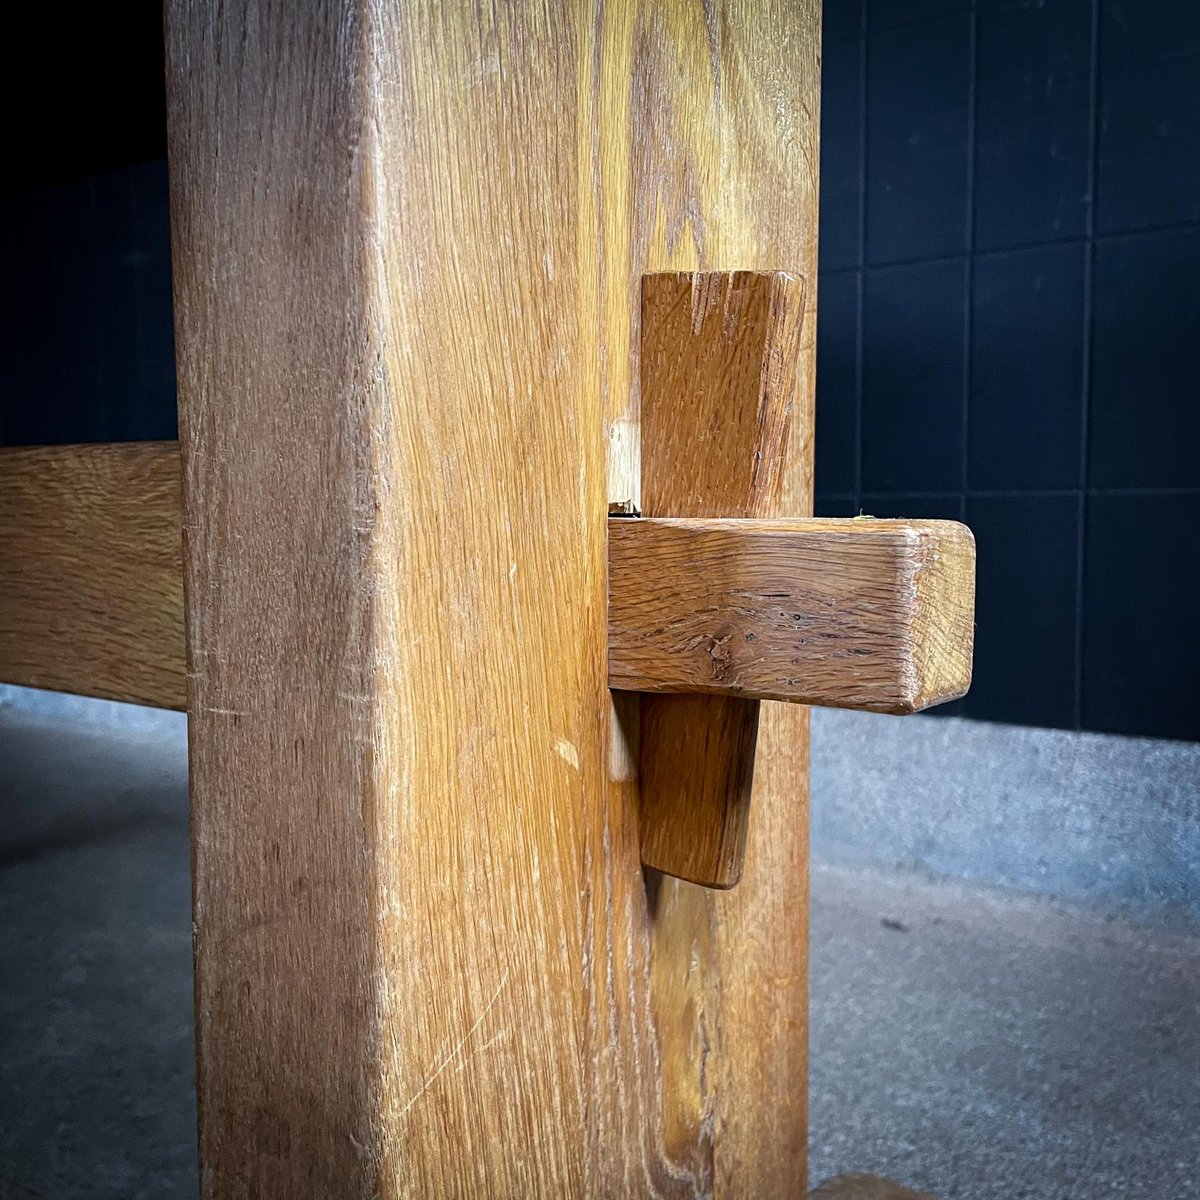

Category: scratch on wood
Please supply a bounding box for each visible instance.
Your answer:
[397,968,512,1120]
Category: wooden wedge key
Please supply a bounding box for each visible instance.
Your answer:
[629,271,802,889]
[617,272,975,888]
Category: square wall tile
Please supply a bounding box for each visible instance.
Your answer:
[970,242,1086,491]
[825,0,864,43]
[966,495,1080,729]
[1098,0,1200,234]
[820,34,864,272]
[1090,227,1200,489]
[1083,494,1200,740]
[862,259,966,493]
[866,13,972,264]
[974,0,1093,250]
[816,271,860,496]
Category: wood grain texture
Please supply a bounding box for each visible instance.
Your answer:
[636,269,804,889]
[628,2,819,1191]
[640,272,801,519]
[640,692,759,887]
[610,517,976,712]
[167,0,819,1196]
[0,442,184,709]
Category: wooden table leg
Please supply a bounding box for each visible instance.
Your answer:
[165,1,819,1195]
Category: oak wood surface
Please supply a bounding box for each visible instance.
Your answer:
[0,441,184,709]
[636,270,805,888]
[639,692,760,888]
[166,0,819,1196]
[640,272,801,519]
[610,517,976,712]
[628,6,818,1191]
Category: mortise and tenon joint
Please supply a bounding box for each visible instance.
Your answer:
[607,272,976,889]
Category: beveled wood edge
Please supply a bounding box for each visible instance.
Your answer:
[608,515,975,713]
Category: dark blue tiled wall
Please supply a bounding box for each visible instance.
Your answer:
[818,0,1200,740]
[969,242,1086,491]
[866,12,973,264]
[1096,0,1200,234]
[862,259,967,492]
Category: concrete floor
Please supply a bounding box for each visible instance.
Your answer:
[0,696,193,1199]
[1,691,1198,1198]
[808,864,1200,1197]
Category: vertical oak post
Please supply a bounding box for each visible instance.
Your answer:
[166,1,819,1195]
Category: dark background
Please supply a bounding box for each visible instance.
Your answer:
[0,3,174,446]
[817,0,1199,739]
[1,0,1197,739]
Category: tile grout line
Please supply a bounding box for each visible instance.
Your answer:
[1075,0,1103,732]
[854,7,868,516]
[962,3,979,527]
[846,217,1200,279]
